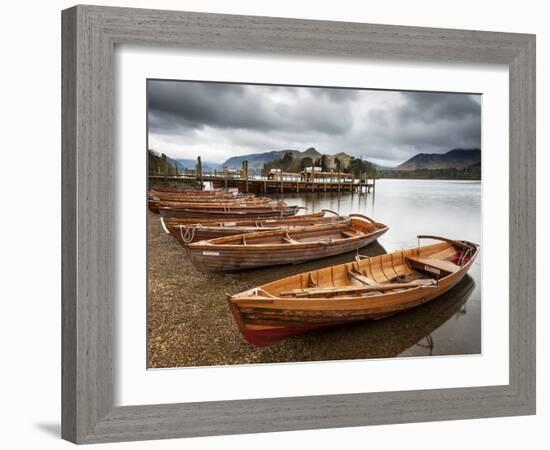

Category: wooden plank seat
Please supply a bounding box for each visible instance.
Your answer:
[341,230,359,238]
[406,255,461,275]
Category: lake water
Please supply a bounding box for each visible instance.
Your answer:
[151,179,482,366]
[261,179,482,357]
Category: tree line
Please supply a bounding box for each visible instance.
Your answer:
[262,152,378,178]
[378,163,481,180]
[148,149,180,176]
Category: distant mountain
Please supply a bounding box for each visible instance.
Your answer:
[396,149,480,171]
[371,162,394,171]
[222,147,367,172]
[300,147,322,158]
[395,148,481,170]
[378,161,481,180]
[175,158,222,171]
[223,149,301,171]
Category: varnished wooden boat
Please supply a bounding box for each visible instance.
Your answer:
[159,204,302,220]
[162,210,347,244]
[148,190,257,213]
[150,197,257,213]
[149,186,207,193]
[227,236,479,346]
[158,198,278,209]
[161,210,327,229]
[187,215,388,272]
[150,187,230,196]
[157,195,265,203]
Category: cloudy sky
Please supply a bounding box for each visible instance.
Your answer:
[147,80,481,167]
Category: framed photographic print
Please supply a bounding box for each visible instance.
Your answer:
[62,5,536,444]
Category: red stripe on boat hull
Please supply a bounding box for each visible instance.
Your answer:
[242,323,342,347]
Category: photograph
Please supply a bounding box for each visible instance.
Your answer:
[146,80,482,368]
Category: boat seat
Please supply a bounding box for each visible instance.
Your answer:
[341,230,358,238]
[283,232,299,244]
[406,255,461,275]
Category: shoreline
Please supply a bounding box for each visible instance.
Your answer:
[147,207,480,368]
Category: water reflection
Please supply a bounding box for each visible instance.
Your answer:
[192,179,481,359]
[248,179,482,357]
[274,275,477,360]
[227,240,388,284]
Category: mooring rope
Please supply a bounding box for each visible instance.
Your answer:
[249,287,277,298]
[179,225,197,243]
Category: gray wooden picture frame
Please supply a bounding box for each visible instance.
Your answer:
[61,5,536,444]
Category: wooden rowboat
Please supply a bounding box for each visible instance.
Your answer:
[148,191,259,213]
[156,195,267,204]
[227,236,479,346]
[158,204,302,220]
[158,198,278,208]
[162,210,347,244]
[150,187,230,196]
[149,187,209,193]
[186,215,388,272]
[161,210,327,229]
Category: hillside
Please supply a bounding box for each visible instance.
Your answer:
[153,147,481,180]
[379,162,481,180]
[222,147,363,172]
[396,149,480,171]
[148,150,179,176]
[175,159,222,171]
[381,149,482,180]
[223,149,301,171]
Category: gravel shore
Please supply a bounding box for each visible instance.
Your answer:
[147,211,479,368]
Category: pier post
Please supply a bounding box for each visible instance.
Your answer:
[224,166,228,190]
[337,171,341,193]
[243,160,249,193]
[196,156,203,190]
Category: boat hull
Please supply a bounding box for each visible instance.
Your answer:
[159,207,300,220]
[164,214,345,245]
[228,240,479,346]
[187,226,388,272]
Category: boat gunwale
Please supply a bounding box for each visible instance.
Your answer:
[229,240,479,305]
[187,220,389,250]
[162,210,328,227]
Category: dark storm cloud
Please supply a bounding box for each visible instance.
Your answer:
[148,81,276,131]
[361,91,481,159]
[147,80,481,166]
[148,80,354,137]
[397,92,480,124]
[322,88,359,103]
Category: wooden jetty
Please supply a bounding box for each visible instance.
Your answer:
[149,157,376,194]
